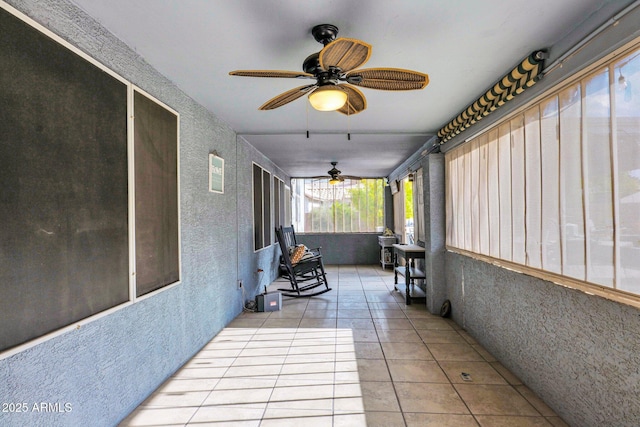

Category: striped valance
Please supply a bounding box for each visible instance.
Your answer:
[438,50,547,144]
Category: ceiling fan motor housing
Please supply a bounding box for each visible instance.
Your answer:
[312,24,339,45]
[303,53,342,87]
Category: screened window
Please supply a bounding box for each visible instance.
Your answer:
[273,176,288,241]
[446,43,640,299]
[253,163,272,251]
[291,178,385,233]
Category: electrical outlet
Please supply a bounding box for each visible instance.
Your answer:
[237,280,243,289]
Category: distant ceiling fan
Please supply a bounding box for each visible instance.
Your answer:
[314,162,361,184]
[229,24,429,114]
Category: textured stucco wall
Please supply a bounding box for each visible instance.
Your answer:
[236,136,290,299]
[296,233,381,265]
[0,1,282,426]
[446,252,640,427]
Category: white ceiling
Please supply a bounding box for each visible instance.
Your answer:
[70,0,626,178]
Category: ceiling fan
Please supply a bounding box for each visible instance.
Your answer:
[229,24,429,114]
[314,162,361,184]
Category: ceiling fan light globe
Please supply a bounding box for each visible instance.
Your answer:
[308,86,347,111]
[329,177,341,185]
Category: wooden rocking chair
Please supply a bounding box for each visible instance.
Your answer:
[275,226,331,298]
[278,225,322,278]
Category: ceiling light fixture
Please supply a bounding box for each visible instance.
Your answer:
[308,86,347,111]
[329,177,341,185]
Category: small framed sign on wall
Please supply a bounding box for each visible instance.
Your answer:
[209,153,224,193]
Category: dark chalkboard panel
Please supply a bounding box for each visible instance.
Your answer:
[134,90,180,297]
[0,7,129,351]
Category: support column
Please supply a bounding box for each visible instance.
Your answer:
[422,153,446,314]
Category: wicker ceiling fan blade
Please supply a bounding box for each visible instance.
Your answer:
[229,70,315,79]
[259,84,317,110]
[336,84,367,115]
[319,38,372,72]
[346,68,429,90]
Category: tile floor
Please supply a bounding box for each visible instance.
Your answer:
[120,265,570,427]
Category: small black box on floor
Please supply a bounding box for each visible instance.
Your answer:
[255,292,281,312]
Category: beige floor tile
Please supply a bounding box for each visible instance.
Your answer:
[369,309,407,318]
[387,360,448,383]
[195,348,244,358]
[261,318,301,328]
[204,341,248,351]
[490,361,523,385]
[472,344,498,362]
[376,328,422,343]
[333,396,365,413]
[260,415,334,427]
[299,318,337,328]
[275,372,336,387]
[516,385,558,416]
[190,403,267,424]
[186,420,260,426]
[404,413,480,427]
[428,343,485,361]
[404,309,438,318]
[267,308,305,319]
[373,318,415,330]
[395,382,469,413]
[123,266,562,427]
[364,411,405,426]
[263,397,333,419]
[121,407,199,426]
[337,301,369,309]
[223,364,283,378]
[367,302,402,310]
[156,377,219,393]
[334,382,363,398]
[337,296,368,304]
[410,318,455,330]
[546,416,571,426]
[356,358,392,382]
[351,328,379,342]
[335,359,359,373]
[280,361,336,375]
[214,376,277,390]
[381,341,434,360]
[232,356,287,367]
[227,318,266,328]
[416,329,469,344]
[475,415,553,426]
[139,390,209,408]
[270,384,334,402]
[355,342,384,358]
[303,309,337,319]
[337,318,376,329]
[238,346,290,357]
[204,387,273,405]
[439,361,509,385]
[458,330,479,345]
[366,293,399,303]
[360,381,401,412]
[334,413,368,427]
[288,344,336,355]
[337,308,372,318]
[455,384,540,416]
